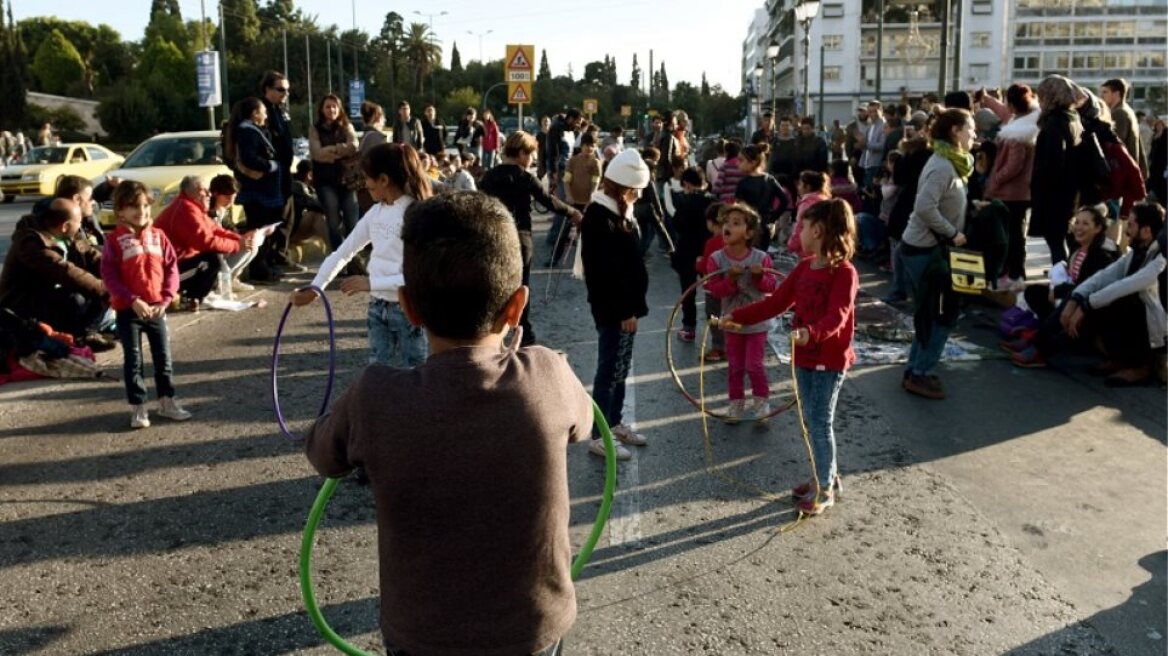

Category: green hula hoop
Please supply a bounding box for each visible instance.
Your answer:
[299,399,619,655]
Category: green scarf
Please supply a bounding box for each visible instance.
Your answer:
[932,139,974,181]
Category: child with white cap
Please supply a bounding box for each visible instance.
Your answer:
[580,149,654,460]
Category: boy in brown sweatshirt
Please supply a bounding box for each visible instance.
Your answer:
[305,191,593,656]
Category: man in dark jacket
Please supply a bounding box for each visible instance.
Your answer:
[769,117,798,179]
[544,109,583,247]
[0,198,113,349]
[391,101,425,151]
[750,112,776,146]
[792,117,829,174]
[420,105,445,158]
[259,71,300,273]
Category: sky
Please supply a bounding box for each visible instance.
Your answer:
[13,0,761,95]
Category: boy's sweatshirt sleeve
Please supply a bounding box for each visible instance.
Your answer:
[159,235,180,305]
[305,378,358,477]
[731,263,800,325]
[703,256,739,298]
[807,264,858,345]
[100,238,133,306]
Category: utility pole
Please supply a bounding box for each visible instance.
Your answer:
[875,0,884,100]
[952,0,963,93]
[351,0,358,78]
[467,29,492,95]
[219,0,229,116]
[414,11,447,106]
[282,26,288,76]
[818,42,825,127]
[200,0,214,128]
[306,34,313,135]
[326,40,332,93]
[938,0,951,97]
[648,49,654,110]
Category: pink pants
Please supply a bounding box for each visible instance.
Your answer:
[725,331,770,401]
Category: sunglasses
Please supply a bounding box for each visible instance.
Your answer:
[273,86,290,94]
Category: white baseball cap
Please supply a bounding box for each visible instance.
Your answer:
[603,149,651,190]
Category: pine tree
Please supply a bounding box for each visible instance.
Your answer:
[450,41,462,72]
[701,72,710,97]
[537,49,551,81]
[658,62,669,103]
[630,54,641,93]
[0,0,29,126]
[220,0,260,50]
[149,0,181,18]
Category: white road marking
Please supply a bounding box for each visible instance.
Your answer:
[607,358,644,547]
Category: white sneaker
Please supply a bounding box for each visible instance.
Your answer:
[722,399,747,424]
[130,404,151,429]
[589,438,632,461]
[232,278,255,292]
[612,423,648,446]
[751,397,772,421]
[157,397,192,421]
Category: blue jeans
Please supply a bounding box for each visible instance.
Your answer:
[593,325,636,436]
[367,299,428,367]
[900,245,951,377]
[318,184,360,250]
[857,212,886,252]
[116,309,175,405]
[482,149,497,169]
[890,239,911,298]
[795,367,844,488]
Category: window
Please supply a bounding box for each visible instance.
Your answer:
[971,0,993,14]
[822,34,844,50]
[970,32,992,47]
[822,4,844,18]
[86,147,109,160]
[823,66,842,81]
[969,63,991,81]
[1073,21,1101,39]
[1052,53,1071,69]
[1106,20,1136,40]
[1013,54,1040,70]
[1104,53,1132,69]
[1045,22,1071,38]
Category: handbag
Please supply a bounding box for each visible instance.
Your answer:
[340,156,365,192]
[948,248,987,295]
[232,145,264,181]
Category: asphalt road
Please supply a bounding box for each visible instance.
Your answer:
[0,210,1163,655]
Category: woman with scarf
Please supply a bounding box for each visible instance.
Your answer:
[898,108,975,400]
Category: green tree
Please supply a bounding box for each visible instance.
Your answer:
[402,22,441,94]
[220,0,260,50]
[372,11,404,107]
[630,54,641,92]
[537,49,551,81]
[25,103,87,135]
[0,0,29,125]
[31,29,86,95]
[150,0,181,17]
[97,82,161,142]
[441,86,480,123]
[450,41,461,72]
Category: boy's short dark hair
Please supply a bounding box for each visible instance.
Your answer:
[210,173,239,195]
[1132,201,1165,236]
[54,174,92,199]
[680,166,705,187]
[579,132,596,147]
[402,192,522,340]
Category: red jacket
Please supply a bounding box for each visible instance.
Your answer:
[100,224,179,311]
[1101,140,1146,217]
[787,192,830,257]
[154,194,242,261]
[697,234,725,274]
[730,258,858,371]
[985,109,1039,202]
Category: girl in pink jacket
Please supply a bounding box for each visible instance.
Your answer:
[787,171,832,258]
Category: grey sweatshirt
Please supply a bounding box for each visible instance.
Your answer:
[902,152,967,249]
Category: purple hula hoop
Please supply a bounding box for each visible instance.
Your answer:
[271,285,336,441]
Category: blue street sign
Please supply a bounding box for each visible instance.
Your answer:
[348,79,365,118]
[196,51,221,108]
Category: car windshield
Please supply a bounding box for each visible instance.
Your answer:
[121,136,223,168]
[17,147,69,165]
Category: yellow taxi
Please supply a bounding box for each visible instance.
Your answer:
[0,143,124,201]
[96,131,246,228]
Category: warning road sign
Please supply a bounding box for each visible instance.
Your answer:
[620,105,632,117]
[508,82,531,105]
[505,45,534,72]
[583,98,598,115]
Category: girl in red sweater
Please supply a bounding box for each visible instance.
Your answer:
[724,199,858,515]
[101,180,191,429]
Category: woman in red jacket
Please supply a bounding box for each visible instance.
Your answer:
[985,84,1040,289]
[481,110,501,170]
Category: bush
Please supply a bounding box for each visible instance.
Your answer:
[24,103,88,134]
[97,83,161,143]
[31,29,86,96]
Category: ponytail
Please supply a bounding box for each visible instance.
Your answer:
[361,143,433,201]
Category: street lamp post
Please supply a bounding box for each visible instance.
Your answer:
[414,10,448,106]
[467,29,493,96]
[766,38,780,117]
[794,0,821,120]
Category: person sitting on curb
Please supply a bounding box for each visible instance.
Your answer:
[1059,202,1167,386]
[0,198,114,351]
[154,176,255,307]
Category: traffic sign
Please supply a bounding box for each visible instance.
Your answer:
[349,79,365,118]
[195,51,221,108]
[620,105,632,117]
[505,44,534,83]
[583,98,598,115]
[508,82,531,105]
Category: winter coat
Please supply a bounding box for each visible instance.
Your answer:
[100,224,179,311]
[985,109,1039,202]
[154,193,243,262]
[581,195,649,326]
[1074,239,1166,349]
[0,215,106,319]
[1030,110,1082,240]
[391,116,425,151]
[1099,140,1147,217]
[261,97,295,199]
[792,134,829,174]
[234,121,284,208]
[889,142,931,240]
[421,119,445,157]
[481,120,500,152]
[902,152,968,249]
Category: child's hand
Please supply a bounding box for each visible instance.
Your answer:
[568,208,584,226]
[620,316,638,333]
[339,276,371,295]
[728,266,743,280]
[290,289,318,307]
[791,327,810,346]
[749,264,763,276]
[131,297,152,319]
[717,316,743,331]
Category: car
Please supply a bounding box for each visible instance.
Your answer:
[96,131,244,228]
[0,143,124,202]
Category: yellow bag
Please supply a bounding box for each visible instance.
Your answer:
[949,248,987,295]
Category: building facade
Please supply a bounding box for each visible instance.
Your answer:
[742,0,1167,127]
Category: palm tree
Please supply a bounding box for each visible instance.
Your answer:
[402,22,441,94]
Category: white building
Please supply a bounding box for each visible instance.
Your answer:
[742,8,772,134]
[744,0,1168,126]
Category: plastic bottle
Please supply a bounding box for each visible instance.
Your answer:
[217,266,234,301]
